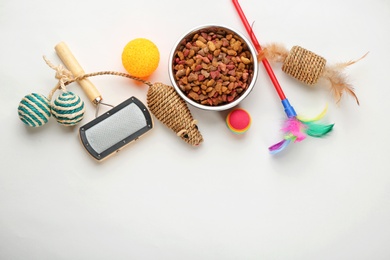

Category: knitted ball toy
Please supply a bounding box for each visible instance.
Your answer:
[226,108,251,134]
[122,38,160,78]
[18,93,51,127]
[51,91,85,126]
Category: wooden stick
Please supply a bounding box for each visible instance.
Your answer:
[55,42,102,104]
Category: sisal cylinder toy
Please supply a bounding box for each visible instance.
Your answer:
[18,93,51,127]
[226,108,251,134]
[51,91,85,126]
[259,43,366,105]
[282,46,326,85]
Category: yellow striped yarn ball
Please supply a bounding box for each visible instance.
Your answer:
[122,38,160,78]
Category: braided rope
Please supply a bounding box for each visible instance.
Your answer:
[44,56,153,100]
[43,56,203,145]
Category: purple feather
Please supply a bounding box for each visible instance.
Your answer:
[269,139,291,154]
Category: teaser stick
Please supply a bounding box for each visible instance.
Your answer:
[232,0,334,154]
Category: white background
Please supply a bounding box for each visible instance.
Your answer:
[1,0,389,259]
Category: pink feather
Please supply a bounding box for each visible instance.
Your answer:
[282,118,307,142]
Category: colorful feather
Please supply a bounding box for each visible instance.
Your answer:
[268,106,334,153]
[269,139,291,154]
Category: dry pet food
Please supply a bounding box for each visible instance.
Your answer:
[172,28,255,106]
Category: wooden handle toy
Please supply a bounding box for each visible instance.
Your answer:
[55,42,102,104]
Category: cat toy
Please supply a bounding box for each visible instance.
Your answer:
[259,43,367,105]
[18,43,202,161]
[54,42,203,147]
[18,93,52,127]
[121,39,204,146]
[232,0,334,154]
[226,108,251,134]
[17,66,86,127]
[54,42,154,160]
[122,38,160,78]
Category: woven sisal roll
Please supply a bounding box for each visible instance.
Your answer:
[282,46,326,85]
[260,43,366,105]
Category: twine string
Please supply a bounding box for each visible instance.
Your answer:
[43,56,153,101]
[44,56,75,100]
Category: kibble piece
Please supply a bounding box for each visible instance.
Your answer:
[196,40,206,48]
[207,41,216,52]
[241,56,251,64]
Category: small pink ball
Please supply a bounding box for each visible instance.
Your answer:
[226,108,251,134]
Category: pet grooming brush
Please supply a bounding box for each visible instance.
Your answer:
[55,42,153,161]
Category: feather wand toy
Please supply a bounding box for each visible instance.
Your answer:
[232,0,334,154]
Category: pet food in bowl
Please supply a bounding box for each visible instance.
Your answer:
[169,25,258,111]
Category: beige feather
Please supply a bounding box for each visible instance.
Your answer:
[260,43,290,63]
[321,52,368,105]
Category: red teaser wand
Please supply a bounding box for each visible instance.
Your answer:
[232,0,334,154]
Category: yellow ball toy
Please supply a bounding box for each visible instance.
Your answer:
[122,38,160,78]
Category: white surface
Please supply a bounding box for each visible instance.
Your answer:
[1,0,389,259]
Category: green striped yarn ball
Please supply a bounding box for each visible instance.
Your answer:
[18,93,51,127]
[51,91,85,126]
